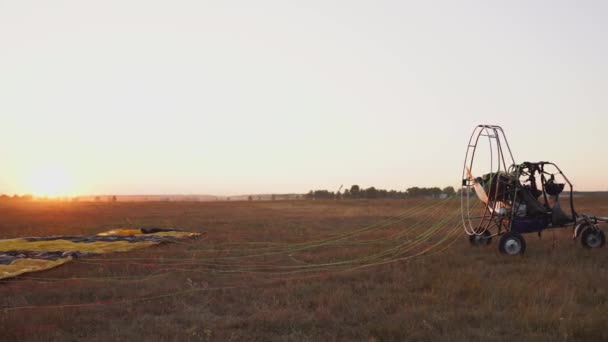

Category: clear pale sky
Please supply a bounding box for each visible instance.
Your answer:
[1,0,607,196]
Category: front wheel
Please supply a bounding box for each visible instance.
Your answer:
[581,227,605,249]
[499,232,526,256]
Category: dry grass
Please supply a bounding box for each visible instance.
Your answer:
[1,196,607,341]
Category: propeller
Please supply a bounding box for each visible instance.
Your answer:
[465,167,488,204]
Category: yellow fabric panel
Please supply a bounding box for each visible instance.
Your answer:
[0,239,159,253]
[144,231,199,238]
[0,257,72,279]
[97,229,142,236]
[97,229,199,238]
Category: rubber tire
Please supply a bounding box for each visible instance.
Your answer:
[469,230,492,246]
[498,232,526,256]
[581,227,605,249]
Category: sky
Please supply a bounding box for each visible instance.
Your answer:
[0,0,607,196]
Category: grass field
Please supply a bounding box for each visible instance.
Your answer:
[1,196,608,341]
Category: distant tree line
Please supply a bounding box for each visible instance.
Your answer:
[0,194,33,201]
[305,185,456,200]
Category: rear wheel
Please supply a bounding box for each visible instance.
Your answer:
[499,232,526,256]
[469,230,492,246]
[581,226,605,249]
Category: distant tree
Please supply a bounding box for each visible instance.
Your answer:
[407,187,422,197]
[429,187,442,198]
[271,194,276,201]
[95,196,101,202]
[350,185,360,198]
[111,195,117,202]
[364,187,378,199]
[458,187,473,197]
[406,187,443,197]
[342,189,351,199]
[311,190,333,200]
[248,196,253,201]
[442,186,456,197]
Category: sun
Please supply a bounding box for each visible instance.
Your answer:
[26,166,75,197]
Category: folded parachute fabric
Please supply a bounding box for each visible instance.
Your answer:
[0,228,200,280]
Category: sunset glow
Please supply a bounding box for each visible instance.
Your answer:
[24,166,76,198]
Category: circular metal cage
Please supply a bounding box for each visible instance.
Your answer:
[461,125,515,236]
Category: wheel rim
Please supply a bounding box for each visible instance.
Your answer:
[586,232,602,248]
[504,238,522,255]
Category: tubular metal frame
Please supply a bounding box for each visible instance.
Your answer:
[461,125,607,240]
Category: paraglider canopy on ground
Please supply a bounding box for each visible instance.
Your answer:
[0,228,200,279]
